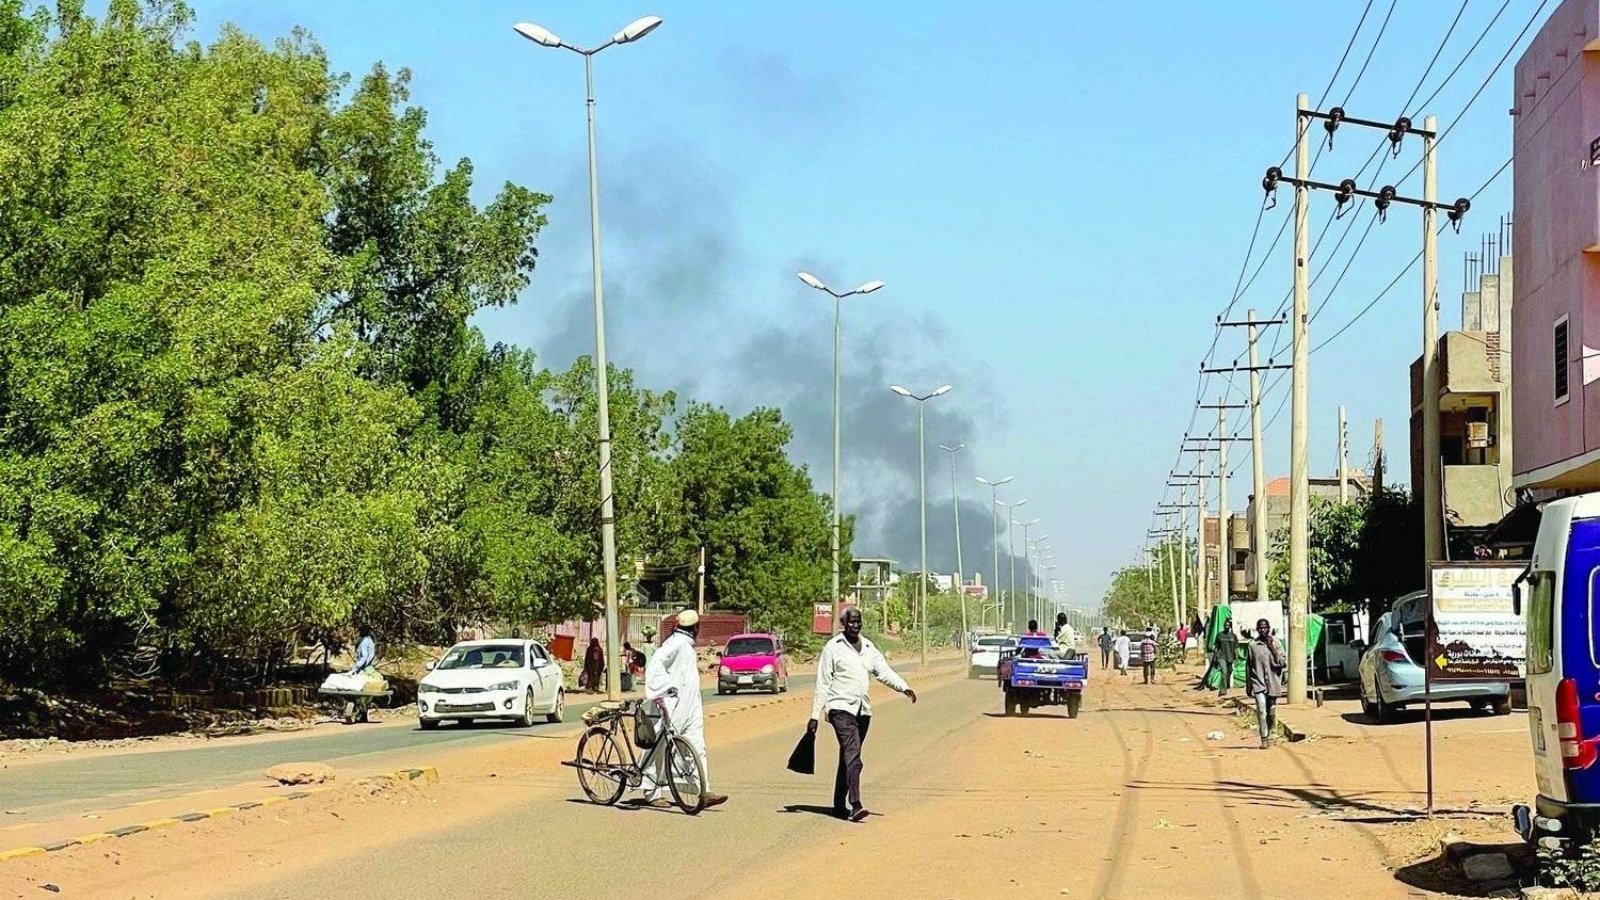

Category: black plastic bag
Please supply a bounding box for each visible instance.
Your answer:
[786,728,815,775]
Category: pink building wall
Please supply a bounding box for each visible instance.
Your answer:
[1512,0,1600,488]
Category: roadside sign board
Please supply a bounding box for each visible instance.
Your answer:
[1426,562,1526,682]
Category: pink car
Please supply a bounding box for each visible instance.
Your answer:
[716,633,788,695]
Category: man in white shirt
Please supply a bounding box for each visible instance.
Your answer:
[641,610,727,809]
[807,607,917,821]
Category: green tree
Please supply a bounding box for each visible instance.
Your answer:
[1267,490,1422,615]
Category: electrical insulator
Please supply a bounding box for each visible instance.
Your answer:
[1332,178,1356,218]
[1262,166,1282,209]
[1323,106,1345,149]
[1388,116,1412,158]
[1375,185,1397,223]
[1448,197,1472,233]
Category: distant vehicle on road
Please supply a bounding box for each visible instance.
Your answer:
[417,639,566,730]
[717,633,788,695]
[969,635,1017,679]
[997,636,1088,718]
[1357,591,1510,723]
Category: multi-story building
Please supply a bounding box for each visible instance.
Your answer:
[1510,1,1600,493]
[1409,234,1514,550]
[1241,475,1369,597]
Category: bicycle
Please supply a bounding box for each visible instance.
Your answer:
[560,688,707,815]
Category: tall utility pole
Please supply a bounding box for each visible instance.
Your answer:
[1261,103,1469,684]
[1338,405,1350,504]
[1289,91,1312,706]
[1421,115,1443,564]
[1208,311,1288,605]
[1206,402,1248,609]
[941,444,968,653]
[1374,418,1386,494]
[1160,486,1197,628]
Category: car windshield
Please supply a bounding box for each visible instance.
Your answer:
[725,638,774,657]
[437,644,524,670]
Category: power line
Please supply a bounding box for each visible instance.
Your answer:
[1340,0,1400,107]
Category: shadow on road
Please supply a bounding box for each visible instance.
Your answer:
[980,712,1074,720]
[1337,707,1502,727]
[778,804,842,819]
[1390,836,1533,897]
[1129,778,1421,817]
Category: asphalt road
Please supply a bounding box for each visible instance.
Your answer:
[3,663,1525,899]
[2,660,955,822]
[0,674,831,822]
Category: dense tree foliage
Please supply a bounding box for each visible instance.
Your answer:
[1100,539,1184,630]
[0,1,839,687]
[1266,490,1422,614]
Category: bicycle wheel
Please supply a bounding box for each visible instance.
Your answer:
[664,735,707,815]
[575,726,627,806]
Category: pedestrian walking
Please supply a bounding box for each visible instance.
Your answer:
[808,607,916,822]
[1139,631,1158,684]
[1245,619,1287,749]
[1113,630,1131,675]
[1174,623,1189,664]
[1097,627,1113,669]
[1215,624,1239,697]
[640,610,728,808]
[581,637,605,693]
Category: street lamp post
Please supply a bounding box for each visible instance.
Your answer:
[975,475,1013,630]
[940,443,968,654]
[798,273,885,633]
[514,14,663,701]
[1016,519,1040,623]
[997,498,1029,631]
[891,384,953,667]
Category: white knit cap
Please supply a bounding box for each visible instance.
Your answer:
[676,609,700,628]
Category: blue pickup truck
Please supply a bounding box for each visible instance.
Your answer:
[997,635,1089,718]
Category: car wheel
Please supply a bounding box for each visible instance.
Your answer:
[419,718,439,730]
[546,690,565,724]
[779,677,788,694]
[716,685,726,696]
[1493,695,1513,716]
[1374,692,1396,724]
[1066,692,1083,719]
[1470,698,1489,713]
[519,688,538,728]
[1359,680,1378,720]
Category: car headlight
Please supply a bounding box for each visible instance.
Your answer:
[490,681,519,692]
[719,666,732,676]
[760,664,775,675]
[418,682,438,693]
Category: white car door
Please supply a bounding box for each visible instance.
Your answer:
[529,642,557,710]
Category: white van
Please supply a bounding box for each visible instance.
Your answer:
[1515,494,1600,845]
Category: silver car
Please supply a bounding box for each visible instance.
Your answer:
[1357,590,1511,722]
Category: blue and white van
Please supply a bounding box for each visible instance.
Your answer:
[1517,494,1600,845]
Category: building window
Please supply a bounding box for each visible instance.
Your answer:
[1555,316,1570,405]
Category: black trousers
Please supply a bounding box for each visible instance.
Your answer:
[1100,648,1111,668]
[828,709,871,813]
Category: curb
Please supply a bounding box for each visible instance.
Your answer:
[0,766,437,865]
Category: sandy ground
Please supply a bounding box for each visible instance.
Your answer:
[0,662,1540,899]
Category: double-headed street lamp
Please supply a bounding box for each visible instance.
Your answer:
[799,272,885,633]
[975,475,1014,628]
[996,498,1029,630]
[514,13,663,701]
[891,383,952,666]
[939,443,968,653]
[1016,518,1040,624]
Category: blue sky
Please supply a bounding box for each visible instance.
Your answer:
[186,1,1534,608]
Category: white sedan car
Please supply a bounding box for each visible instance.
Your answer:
[417,639,565,729]
[969,635,1017,678]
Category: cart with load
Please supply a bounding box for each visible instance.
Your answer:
[318,670,392,724]
[997,635,1089,718]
